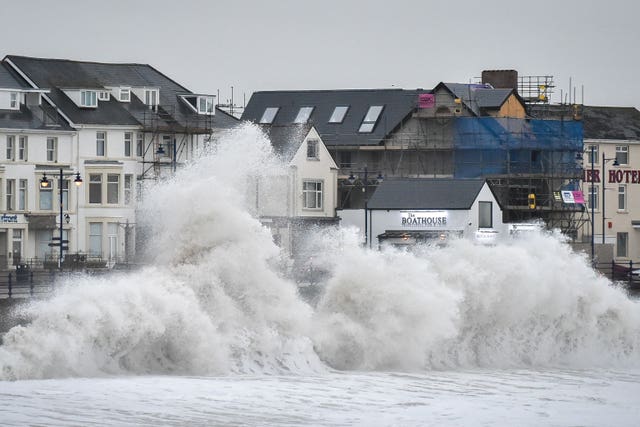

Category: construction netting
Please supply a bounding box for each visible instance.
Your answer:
[453,117,583,178]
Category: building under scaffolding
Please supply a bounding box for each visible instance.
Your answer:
[242,72,585,236]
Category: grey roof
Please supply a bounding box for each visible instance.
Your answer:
[0,62,31,89]
[241,89,429,146]
[582,106,640,140]
[259,124,312,161]
[0,63,73,130]
[367,178,486,210]
[440,83,514,116]
[4,55,234,132]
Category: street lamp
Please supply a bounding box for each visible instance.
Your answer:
[347,167,384,248]
[601,152,619,245]
[40,169,82,270]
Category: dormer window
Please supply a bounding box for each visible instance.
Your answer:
[358,105,383,133]
[120,88,131,102]
[198,96,214,114]
[144,89,159,107]
[260,107,279,124]
[294,106,314,124]
[9,92,19,109]
[98,91,110,101]
[80,90,97,108]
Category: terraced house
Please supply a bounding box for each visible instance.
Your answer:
[0,55,237,269]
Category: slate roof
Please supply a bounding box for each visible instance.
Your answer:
[440,83,514,116]
[4,55,237,132]
[582,106,640,140]
[241,89,429,147]
[367,178,487,210]
[0,62,73,130]
[259,124,312,161]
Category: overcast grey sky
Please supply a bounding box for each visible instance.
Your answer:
[2,0,638,109]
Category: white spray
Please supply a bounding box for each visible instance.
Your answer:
[0,124,638,380]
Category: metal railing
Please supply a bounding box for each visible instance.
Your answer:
[593,261,640,290]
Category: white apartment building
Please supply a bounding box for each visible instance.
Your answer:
[0,55,238,269]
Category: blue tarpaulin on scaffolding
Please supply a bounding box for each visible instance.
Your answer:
[453,117,583,178]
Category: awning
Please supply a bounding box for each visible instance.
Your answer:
[632,220,640,229]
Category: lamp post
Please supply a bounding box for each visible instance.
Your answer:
[590,146,595,262]
[348,166,384,248]
[40,169,82,270]
[601,152,619,245]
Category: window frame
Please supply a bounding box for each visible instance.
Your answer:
[136,133,144,157]
[588,184,599,211]
[586,144,599,165]
[294,106,314,124]
[197,96,214,114]
[302,180,323,210]
[615,145,629,165]
[259,107,279,124]
[6,179,15,211]
[306,139,319,159]
[6,135,15,161]
[124,132,132,157]
[617,232,628,258]
[618,184,627,211]
[89,174,103,204]
[18,179,27,211]
[98,91,110,101]
[80,90,98,107]
[107,174,120,204]
[329,106,349,123]
[358,105,383,133]
[120,88,131,102]
[18,136,27,161]
[46,137,57,162]
[9,92,19,109]
[478,201,493,228]
[96,131,106,156]
[144,89,159,107]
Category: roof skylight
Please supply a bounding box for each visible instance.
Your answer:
[358,105,383,133]
[329,106,349,123]
[260,107,279,124]
[294,106,314,124]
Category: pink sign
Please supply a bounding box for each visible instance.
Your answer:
[572,190,585,204]
[418,93,435,108]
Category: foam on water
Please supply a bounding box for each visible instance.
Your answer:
[1,124,639,380]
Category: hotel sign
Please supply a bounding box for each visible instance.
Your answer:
[400,211,448,228]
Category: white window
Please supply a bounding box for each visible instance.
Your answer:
[479,201,493,228]
[18,179,27,210]
[120,88,131,102]
[12,229,22,263]
[80,90,97,107]
[588,184,599,211]
[302,180,323,209]
[617,232,628,258]
[329,106,349,123]
[136,133,144,157]
[359,105,383,133]
[96,131,106,156]
[259,107,279,124]
[294,107,314,124]
[89,174,102,204]
[6,179,14,211]
[615,145,628,165]
[18,136,27,161]
[198,96,214,114]
[6,135,14,160]
[618,185,627,211]
[61,179,69,211]
[107,174,119,204]
[9,92,18,109]
[307,139,319,159]
[586,144,599,164]
[89,222,103,256]
[98,91,110,101]
[124,174,133,205]
[124,132,132,157]
[46,137,57,162]
[144,89,159,107]
[107,223,119,261]
[39,182,53,210]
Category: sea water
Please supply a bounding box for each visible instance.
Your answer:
[1,124,639,426]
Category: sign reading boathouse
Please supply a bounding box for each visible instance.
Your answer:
[400,211,447,228]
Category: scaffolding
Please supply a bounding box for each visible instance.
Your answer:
[139,105,213,180]
[336,113,586,237]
